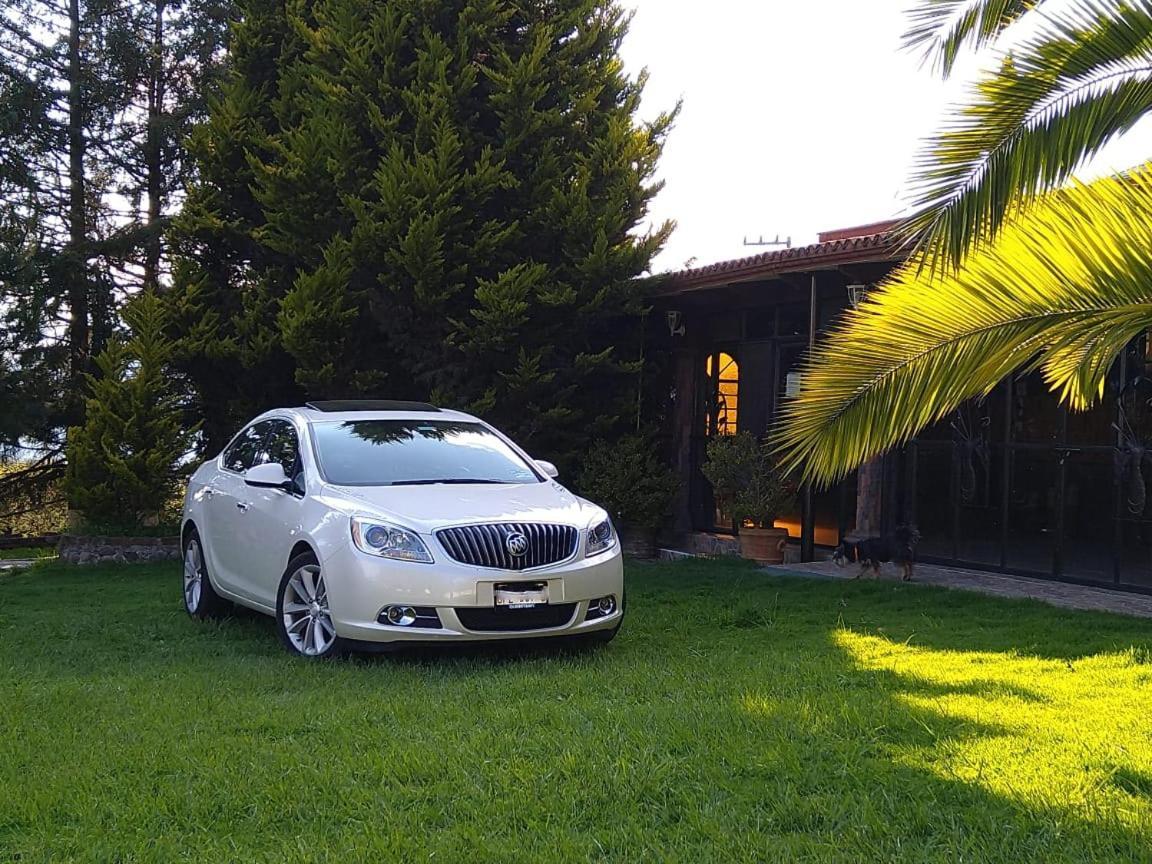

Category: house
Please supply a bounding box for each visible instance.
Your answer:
[648,222,1152,592]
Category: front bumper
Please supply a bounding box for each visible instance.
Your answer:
[322,540,624,643]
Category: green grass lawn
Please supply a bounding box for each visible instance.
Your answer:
[1,559,1150,863]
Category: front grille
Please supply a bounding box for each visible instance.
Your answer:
[455,604,577,632]
[436,523,579,570]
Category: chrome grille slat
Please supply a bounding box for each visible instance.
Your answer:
[463,527,484,564]
[436,522,579,570]
[524,523,538,569]
[477,525,501,568]
[440,530,460,560]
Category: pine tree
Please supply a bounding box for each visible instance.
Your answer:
[0,0,231,444]
[65,292,198,530]
[0,0,140,430]
[116,0,232,291]
[172,0,674,465]
[166,0,307,451]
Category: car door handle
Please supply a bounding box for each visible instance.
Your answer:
[236,501,251,512]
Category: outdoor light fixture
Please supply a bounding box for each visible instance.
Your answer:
[665,310,686,337]
[846,283,868,309]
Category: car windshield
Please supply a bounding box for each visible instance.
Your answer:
[310,419,542,486]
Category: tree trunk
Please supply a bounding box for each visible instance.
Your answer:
[143,0,165,292]
[66,0,88,395]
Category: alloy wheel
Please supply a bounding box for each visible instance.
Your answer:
[183,540,203,613]
[281,564,336,656]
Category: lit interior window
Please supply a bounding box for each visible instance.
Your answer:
[707,352,740,436]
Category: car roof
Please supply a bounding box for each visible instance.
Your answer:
[260,402,481,426]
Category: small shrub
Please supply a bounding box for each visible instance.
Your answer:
[64,292,197,533]
[701,432,795,529]
[576,434,679,530]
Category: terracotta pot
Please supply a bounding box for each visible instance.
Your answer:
[738,526,789,564]
[619,524,658,559]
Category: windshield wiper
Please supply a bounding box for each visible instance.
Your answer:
[390,478,516,486]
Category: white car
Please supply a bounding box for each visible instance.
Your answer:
[180,401,624,657]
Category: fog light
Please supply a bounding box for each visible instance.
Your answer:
[385,605,417,627]
[585,595,617,621]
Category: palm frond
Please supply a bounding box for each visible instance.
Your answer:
[903,0,1152,269]
[774,165,1152,486]
[903,0,1041,76]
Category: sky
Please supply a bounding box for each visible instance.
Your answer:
[620,0,1152,274]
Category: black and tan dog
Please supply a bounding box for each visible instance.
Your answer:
[832,526,921,581]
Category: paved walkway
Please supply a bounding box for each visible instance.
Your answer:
[0,558,45,571]
[766,560,1152,619]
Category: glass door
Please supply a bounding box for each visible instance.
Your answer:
[693,349,741,531]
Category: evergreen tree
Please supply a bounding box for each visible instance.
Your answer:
[172,0,674,465]
[116,0,232,291]
[0,0,230,444]
[166,0,307,451]
[65,292,198,530]
[0,0,140,430]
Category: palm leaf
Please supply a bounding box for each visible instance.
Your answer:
[773,164,1152,486]
[904,0,1152,269]
[903,0,1041,76]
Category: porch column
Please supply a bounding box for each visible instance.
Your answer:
[801,274,818,560]
[670,346,696,534]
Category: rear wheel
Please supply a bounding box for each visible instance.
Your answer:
[183,529,227,619]
[276,552,344,658]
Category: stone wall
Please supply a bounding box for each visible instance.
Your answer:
[57,534,181,565]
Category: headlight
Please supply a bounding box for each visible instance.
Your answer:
[586,518,617,557]
[351,516,434,563]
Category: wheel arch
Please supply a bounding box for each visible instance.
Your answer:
[287,539,317,569]
[181,519,198,549]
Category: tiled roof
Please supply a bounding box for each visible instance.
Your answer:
[656,221,908,295]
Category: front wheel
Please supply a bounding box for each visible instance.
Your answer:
[276,552,345,658]
[565,619,622,651]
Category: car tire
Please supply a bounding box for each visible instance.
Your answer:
[589,622,622,644]
[276,551,345,659]
[182,529,228,619]
[562,624,621,651]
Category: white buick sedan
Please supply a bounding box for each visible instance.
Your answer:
[181,401,624,658]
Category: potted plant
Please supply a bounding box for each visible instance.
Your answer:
[701,432,794,564]
[577,434,680,558]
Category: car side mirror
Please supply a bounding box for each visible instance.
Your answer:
[535,459,559,479]
[245,462,292,490]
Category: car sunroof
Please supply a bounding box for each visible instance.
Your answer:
[304,400,441,413]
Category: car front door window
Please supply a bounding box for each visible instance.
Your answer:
[222,421,274,474]
[260,421,303,493]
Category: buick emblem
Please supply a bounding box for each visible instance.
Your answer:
[505,531,529,557]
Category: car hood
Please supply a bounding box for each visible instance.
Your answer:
[322,480,602,534]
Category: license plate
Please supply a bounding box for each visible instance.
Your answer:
[494,588,548,609]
